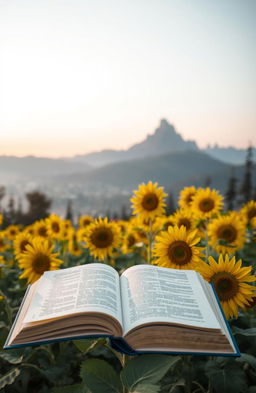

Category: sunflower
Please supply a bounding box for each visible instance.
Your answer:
[178,186,197,208]
[208,213,246,255]
[77,227,87,244]
[18,237,63,284]
[68,229,82,256]
[130,220,149,246]
[172,208,196,232]
[153,225,204,270]
[197,254,256,319]
[190,187,223,220]
[46,214,65,240]
[78,215,94,229]
[251,217,256,229]
[130,181,167,221]
[33,220,49,238]
[14,231,33,259]
[83,217,121,260]
[117,220,129,235]
[122,228,140,254]
[0,214,3,226]
[24,225,36,236]
[62,220,73,239]
[61,221,74,242]
[0,231,8,252]
[139,217,164,235]
[63,219,72,230]
[160,215,175,232]
[240,201,256,226]
[5,225,20,241]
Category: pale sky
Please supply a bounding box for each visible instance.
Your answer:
[0,0,255,157]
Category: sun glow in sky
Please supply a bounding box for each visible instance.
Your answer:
[0,0,255,157]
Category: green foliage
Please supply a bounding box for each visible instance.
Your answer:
[1,211,256,393]
[73,337,107,353]
[0,367,21,389]
[205,358,248,393]
[121,355,181,392]
[237,353,256,370]
[80,358,122,393]
[0,349,23,364]
[233,327,256,337]
[51,384,89,393]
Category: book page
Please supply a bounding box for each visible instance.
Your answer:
[24,263,123,326]
[120,265,221,335]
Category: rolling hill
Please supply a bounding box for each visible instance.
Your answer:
[55,150,230,191]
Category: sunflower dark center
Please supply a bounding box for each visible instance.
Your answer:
[141,193,159,211]
[20,240,30,252]
[82,219,91,227]
[32,253,51,274]
[164,221,174,231]
[211,272,238,301]
[0,239,4,247]
[168,240,192,265]
[38,227,48,237]
[178,218,191,230]
[186,193,194,204]
[217,224,237,243]
[91,227,114,248]
[248,208,256,220]
[137,230,147,240]
[128,234,136,248]
[165,222,174,230]
[10,230,16,236]
[199,198,215,212]
[52,222,60,233]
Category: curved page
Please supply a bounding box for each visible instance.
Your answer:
[24,263,123,327]
[120,265,221,336]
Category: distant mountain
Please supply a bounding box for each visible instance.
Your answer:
[48,149,255,215]
[56,150,229,191]
[73,119,198,167]
[0,155,91,184]
[203,145,256,165]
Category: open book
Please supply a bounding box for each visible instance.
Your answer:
[4,263,240,356]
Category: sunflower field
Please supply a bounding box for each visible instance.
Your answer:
[1,182,256,393]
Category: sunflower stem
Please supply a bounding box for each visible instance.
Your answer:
[204,219,210,261]
[147,219,153,264]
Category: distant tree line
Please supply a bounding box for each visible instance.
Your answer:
[225,145,256,210]
[0,189,52,228]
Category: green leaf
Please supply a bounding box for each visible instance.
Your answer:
[205,360,247,393]
[73,337,106,353]
[0,350,23,364]
[237,353,256,370]
[80,358,122,393]
[0,367,21,389]
[121,355,181,392]
[51,384,89,393]
[132,383,160,393]
[233,327,256,336]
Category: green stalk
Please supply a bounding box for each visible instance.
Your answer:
[147,219,153,264]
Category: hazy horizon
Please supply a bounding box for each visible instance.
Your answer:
[0,118,254,159]
[1,0,255,158]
